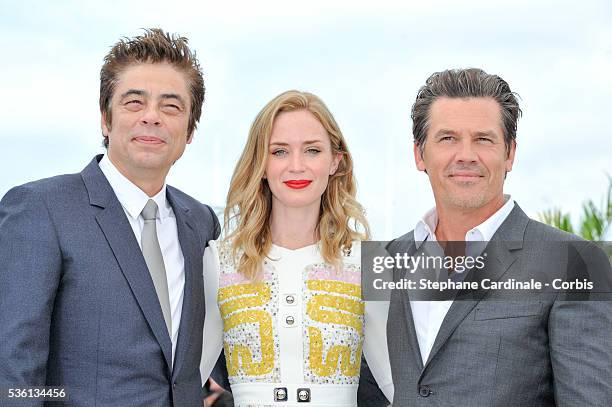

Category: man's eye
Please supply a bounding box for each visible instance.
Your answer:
[477,137,493,143]
[163,104,180,111]
[440,136,454,141]
[124,100,143,110]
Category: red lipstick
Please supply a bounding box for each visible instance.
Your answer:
[284,180,312,189]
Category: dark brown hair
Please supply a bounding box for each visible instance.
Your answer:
[99,28,204,147]
[412,68,521,156]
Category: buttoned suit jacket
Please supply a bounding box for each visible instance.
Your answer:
[386,204,612,406]
[0,155,220,406]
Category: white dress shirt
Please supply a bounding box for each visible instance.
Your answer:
[99,155,184,364]
[411,195,515,364]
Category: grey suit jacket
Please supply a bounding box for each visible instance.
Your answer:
[0,156,220,406]
[386,204,612,406]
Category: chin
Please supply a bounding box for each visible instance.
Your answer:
[274,194,319,209]
[448,194,488,210]
[132,154,170,170]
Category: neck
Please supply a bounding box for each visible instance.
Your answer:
[107,153,167,197]
[270,200,320,250]
[434,195,506,241]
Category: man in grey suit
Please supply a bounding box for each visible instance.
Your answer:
[0,29,220,406]
[386,68,612,406]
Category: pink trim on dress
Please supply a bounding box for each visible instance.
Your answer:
[307,265,360,284]
[219,271,273,287]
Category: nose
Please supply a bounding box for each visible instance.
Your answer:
[455,138,478,163]
[140,105,162,126]
[289,152,306,172]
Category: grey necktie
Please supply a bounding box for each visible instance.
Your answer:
[141,199,172,338]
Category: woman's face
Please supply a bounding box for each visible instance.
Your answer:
[265,109,342,213]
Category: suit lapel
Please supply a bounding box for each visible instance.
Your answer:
[400,285,425,370]
[82,156,173,370]
[422,241,519,369]
[422,205,529,371]
[167,190,201,380]
[387,238,424,371]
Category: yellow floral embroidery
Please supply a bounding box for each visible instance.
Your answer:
[306,279,364,377]
[307,280,361,298]
[308,327,363,377]
[219,283,275,376]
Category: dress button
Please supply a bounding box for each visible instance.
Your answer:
[274,387,288,401]
[297,388,311,402]
[285,295,295,304]
[285,316,295,325]
[418,384,431,397]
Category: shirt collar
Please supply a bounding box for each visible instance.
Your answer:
[414,207,438,248]
[414,195,515,247]
[98,154,171,220]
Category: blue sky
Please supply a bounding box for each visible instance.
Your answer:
[1,0,611,239]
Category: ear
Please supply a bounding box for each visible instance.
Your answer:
[505,140,516,172]
[101,111,110,136]
[186,131,194,145]
[329,152,343,175]
[414,143,427,172]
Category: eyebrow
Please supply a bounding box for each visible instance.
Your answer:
[433,129,499,138]
[119,90,186,106]
[120,89,146,99]
[474,130,499,138]
[433,129,459,138]
[160,93,186,106]
[269,139,325,146]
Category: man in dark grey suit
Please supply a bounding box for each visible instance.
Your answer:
[386,68,612,406]
[0,29,219,406]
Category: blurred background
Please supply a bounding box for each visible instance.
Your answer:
[1,0,611,239]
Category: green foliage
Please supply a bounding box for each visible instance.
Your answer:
[539,208,574,234]
[538,175,612,241]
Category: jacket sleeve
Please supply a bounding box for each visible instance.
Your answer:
[549,243,612,406]
[0,185,62,401]
[361,300,393,405]
[200,241,224,385]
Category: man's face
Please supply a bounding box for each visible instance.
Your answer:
[102,62,192,179]
[414,97,515,211]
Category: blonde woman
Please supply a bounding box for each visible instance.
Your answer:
[200,90,393,406]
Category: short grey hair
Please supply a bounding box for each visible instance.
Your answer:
[412,68,521,156]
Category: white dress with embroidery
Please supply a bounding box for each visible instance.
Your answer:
[200,240,393,407]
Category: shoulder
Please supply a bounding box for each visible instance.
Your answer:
[211,237,243,274]
[1,173,85,210]
[523,217,584,242]
[3,173,84,199]
[0,174,86,240]
[166,185,215,216]
[167,185,220,237]
[386,230,415,254]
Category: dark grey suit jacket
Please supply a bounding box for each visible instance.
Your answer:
[0,156,220,406]
[386,205,612,406]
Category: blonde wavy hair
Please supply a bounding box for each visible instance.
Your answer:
[224,90,370,280]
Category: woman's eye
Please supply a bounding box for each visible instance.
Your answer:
[306,148,321,155]
[272,149,287,157]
